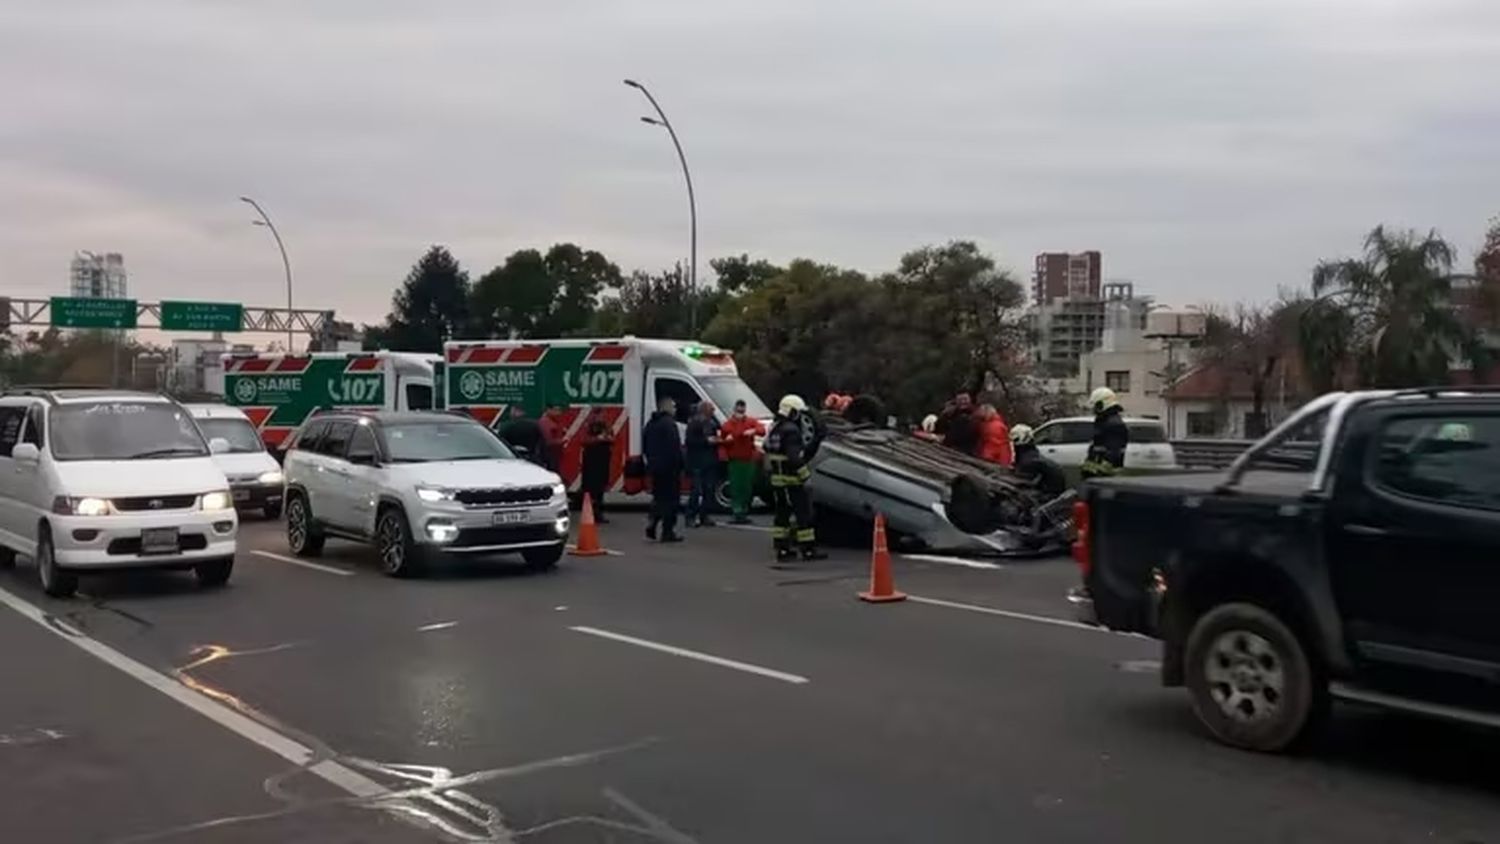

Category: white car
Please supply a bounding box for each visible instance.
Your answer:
[1030,416,1179,470]
[282,411,569,576]
[186,404,285,518]
[0,388,239,597]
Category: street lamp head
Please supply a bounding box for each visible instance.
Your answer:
[640,116,663,126]
[238,195,254,204]
[622,78,642,89]
[251,220,268,227]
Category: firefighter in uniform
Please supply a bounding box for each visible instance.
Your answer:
[1080,387,1129,480]
[765,394,828,564]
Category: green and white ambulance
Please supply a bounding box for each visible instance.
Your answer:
[221,351,443,450]
[443,337,771,493]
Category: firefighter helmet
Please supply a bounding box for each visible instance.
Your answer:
[1010,423,1035,445]
[1088,387,1120,413]
[778,394,807,416]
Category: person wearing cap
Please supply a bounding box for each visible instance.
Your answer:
[1010,424,1067,497]
[1081,387,1129,479]
[765,393,826,564]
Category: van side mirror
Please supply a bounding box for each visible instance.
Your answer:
[209,437,231,455]
[10,443,39,465]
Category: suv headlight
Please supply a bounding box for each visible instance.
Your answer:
[416,486,456,503]
[258,470,285,485]
[201,491,233,512]
[551,483,566,498]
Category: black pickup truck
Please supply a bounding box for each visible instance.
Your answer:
[1076,388,1500,752]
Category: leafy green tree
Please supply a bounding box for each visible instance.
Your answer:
[710,254,783,295]
[544,243,622,336]
[1305,226,1489,388]
[366,246,471,352]
[588,264,728,339]
[470,243,623,338]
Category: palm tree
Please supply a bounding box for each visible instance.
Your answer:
[1301,226,1490,388]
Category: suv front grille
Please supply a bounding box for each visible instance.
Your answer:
[454,486,553,508]
[111,494,199,512]
[450,524,558,548]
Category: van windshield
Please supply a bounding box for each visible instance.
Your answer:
[52,403,209,461]
[698,377,772,418]
[198,418,265,453]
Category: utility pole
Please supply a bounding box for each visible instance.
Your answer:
[623,79,698,335]
[239,196,295,349]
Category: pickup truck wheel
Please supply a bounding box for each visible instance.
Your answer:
[285,494,324,557]
[1184,603,1321,753]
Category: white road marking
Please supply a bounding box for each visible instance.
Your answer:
[902,554,1005,570]
[907,594,1121,635]
[720,523,771,533]
[416,621,458,632]
[0,583,390,799]
[569,625,810,685]
[251,550,354,576]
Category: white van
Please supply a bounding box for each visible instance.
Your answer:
[0,389,238,597]
[186,404,285,518]
[1030,416,1179,470]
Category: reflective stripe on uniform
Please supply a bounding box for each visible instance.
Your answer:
[770,526,790,539]
[795,528,815,543]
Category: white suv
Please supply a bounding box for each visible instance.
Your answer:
[0,389,239,597]
[1031,416,1179,470]
[282,411,569,576]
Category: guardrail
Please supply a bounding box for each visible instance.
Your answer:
[1170,439,1319,470]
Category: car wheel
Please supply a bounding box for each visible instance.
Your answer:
[263,502,283,520]
[286,494,324,557]
[376,507,424,578]
[1184,602,1325,753]
[522,543,564,571]
[195,557,234,588]
[0,545,15,570]
[36,528,77,599]
[711,477,734,514]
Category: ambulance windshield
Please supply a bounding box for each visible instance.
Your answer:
[698,377,771,418]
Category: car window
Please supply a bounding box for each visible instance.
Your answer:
[0,406,26,455]
[197,417,264,452]
[291,420,327,452]
[1374,415,1500,511]
[653,376,703,425]
[347,424,378,462]
[1038,421,1093,445]
[23,405,45,447]
[382,422,513,462]
[405,382,434,411]
[50,402,209,461]
[1127,423,1166,444]
[318,421,355,458]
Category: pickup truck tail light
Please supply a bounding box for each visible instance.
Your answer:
[1071,500,1091,576]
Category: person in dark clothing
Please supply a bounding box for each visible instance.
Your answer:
[642,397,684,542]
[937,392,980,455]
[1008,424,1067,497]
[765,394,827,564]
[538,404,567,472]
[579,415,613,524]
[498,406,546,466]
[1081,387,1129,479]
[683,400,721,527]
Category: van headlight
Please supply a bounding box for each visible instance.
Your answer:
[416,486,456,503]
[258,470,284,485]
[551,483,566,498]
[201,491,233,512]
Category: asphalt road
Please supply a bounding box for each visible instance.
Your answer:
[2,511,1499,843]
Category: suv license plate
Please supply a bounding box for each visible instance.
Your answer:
[492,511,527,525]
[140,527,180,555]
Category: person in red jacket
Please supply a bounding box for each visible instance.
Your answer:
[975,403,1013,467]
[718,400,765,524]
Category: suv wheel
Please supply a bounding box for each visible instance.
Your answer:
[1184,602,1324,753]
[522,543,564,571]
[0,546,15,570]
[286,494,325,557]
[195,557,234,588]
[36,528,78,599]
[376,507,424,578]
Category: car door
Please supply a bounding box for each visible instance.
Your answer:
[0,401,31,548]
[1330,407,1500,680]
[338,423,382,535]
[313,420,357,529]
[1125,422,1173,469]
[1034,420,1092,467]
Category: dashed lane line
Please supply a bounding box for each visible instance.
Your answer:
[250,550,355,577]
[906,594,1125,636]
[569,625,810,685]
[901,554,1005,570]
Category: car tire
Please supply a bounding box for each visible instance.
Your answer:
[195,557,234,588]
[263,502,283,520]
[285,493,325,557]
[0,545,16,570]
[522,543,564,571]
[1184,602,1325,753]
[376,506,425,578]
[36,528,77,599]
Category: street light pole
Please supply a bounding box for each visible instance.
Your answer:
[239,196,294,349]
[623,79,698,335]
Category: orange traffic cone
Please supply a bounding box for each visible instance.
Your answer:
[569,493,608,557]
[858,513,906,603]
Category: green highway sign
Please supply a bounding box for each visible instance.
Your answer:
[50,297,138,329]
[160,300,243,332]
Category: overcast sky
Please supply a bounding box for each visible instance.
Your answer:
[3,0,1498,333]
